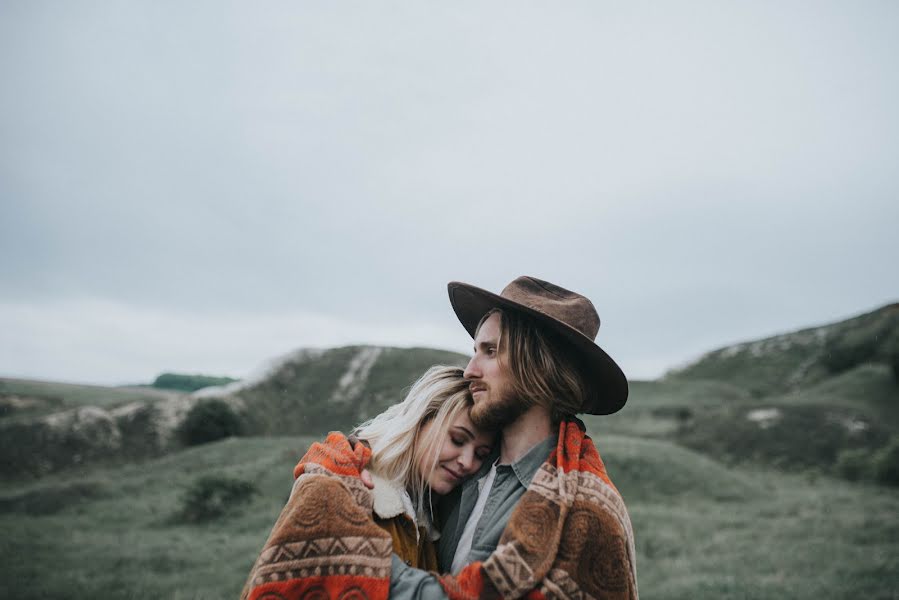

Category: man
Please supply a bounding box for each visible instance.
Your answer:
[241,276,637,600]
[390,275,637,599]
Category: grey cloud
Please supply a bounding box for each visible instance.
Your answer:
[1,1,897,382]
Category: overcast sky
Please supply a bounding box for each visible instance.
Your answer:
[1,1,896,385]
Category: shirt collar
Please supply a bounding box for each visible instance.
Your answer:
[509,433,558,488]
[466,432,559,490]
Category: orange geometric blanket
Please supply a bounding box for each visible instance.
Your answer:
[240,433,393,600]
[241,421,638,599]
[438,419,638,599]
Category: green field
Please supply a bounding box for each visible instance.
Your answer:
[1,434,897,599]
[0,377,181,422]
[2,315,898,599]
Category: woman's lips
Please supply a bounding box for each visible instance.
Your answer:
[443,466,463,480]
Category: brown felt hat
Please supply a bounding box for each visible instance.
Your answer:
[447,276,628,415]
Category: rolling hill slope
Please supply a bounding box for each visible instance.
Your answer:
[199,345,469,435]
[2,304,898,598]
[666,302,899,397]
[3,302,896,480]
[651,303,899,474]
[0,346,469,478]
[0,378,182,422]
[3,435,896,599]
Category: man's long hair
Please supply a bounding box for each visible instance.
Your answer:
[479,308,592,424]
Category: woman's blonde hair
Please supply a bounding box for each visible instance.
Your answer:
[354,365,473,522]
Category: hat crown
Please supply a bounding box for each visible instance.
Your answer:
[501,276,600,340]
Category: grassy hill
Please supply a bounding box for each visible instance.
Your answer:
[1,435,896,599]
[584,366,898,476]
[4,303,897,481]
[609,303,899,479]
[0,377,182,422]
[583,378,756,438]
[775,362,899,421]
[204,345,469,436]
[0,379,192,479]
[666,303,899,397]
[2,304,899,598]
[0,346,468,479]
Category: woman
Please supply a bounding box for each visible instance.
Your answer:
[354,365,495,569]
[241,366,494,600]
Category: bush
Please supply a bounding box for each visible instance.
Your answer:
[176,475,256,522]
[872,437,899,486]
[834,448,873,482]
[821,330,878,374]
[179,399,243,446]
[886,332,899,384]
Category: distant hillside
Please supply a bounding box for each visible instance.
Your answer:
[654,303,899,477]
[152,373,239,392]
[666,303,899,397]
[0,345,467,478]
[4,304,897,482]
[0,378,181,422]
[197,345,469,435]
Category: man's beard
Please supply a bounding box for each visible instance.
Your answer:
[470,388,530,430]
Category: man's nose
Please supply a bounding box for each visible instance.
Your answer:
[463,355,480,380]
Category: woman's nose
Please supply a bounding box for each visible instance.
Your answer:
[457,449,475,473]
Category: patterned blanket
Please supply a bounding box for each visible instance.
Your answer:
[240,433,393,600]
[241,422,638,599]
[439,420,638,599]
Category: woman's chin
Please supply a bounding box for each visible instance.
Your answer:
[428,480,453,496]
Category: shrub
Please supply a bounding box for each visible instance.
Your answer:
[176,475,256,522]
[834,448,873,482]
[821,330,878,374]
[886,332,899,384]
[179,399,243,446]
[115,403,164,458]
[872,437,899,486]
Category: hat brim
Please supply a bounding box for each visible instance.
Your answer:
[448,281,628,416]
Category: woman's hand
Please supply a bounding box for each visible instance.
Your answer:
[346,433,375,490]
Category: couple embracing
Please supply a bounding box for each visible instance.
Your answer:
[242,276,638,600]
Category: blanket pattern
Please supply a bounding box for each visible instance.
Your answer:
[241,422,637,600]
[240,433,393,600]
[439,420,638,599]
